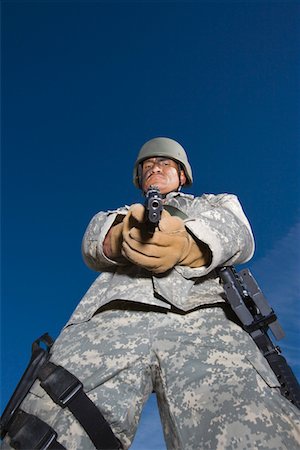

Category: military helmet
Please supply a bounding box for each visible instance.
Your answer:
[133,137,193,188]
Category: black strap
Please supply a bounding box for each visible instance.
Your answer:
[164,204,188,220]
[8,410,65,450]
[1,334,54,440]
[38,362,122,449]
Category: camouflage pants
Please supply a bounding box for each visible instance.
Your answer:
[3,304,300,450]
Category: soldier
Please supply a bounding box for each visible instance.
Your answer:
[2,137,300,449]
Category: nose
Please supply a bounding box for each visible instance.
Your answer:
[150,160,163,173]
[151,164,162,173]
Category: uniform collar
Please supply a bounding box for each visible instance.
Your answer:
[165,191,194,201]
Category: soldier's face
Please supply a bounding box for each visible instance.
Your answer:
[141,157,186,194]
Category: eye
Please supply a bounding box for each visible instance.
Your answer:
[143,162,153,171]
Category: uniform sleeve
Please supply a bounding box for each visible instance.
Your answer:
[176,194,255,279]
[81,207,128,271]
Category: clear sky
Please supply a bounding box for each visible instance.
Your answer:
[1,2,300,449]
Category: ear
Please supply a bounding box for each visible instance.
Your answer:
[179,170,186,186]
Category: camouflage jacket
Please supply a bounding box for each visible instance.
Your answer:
[66,192,254,325]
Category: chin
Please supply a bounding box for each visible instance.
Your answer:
[146,182,164,191]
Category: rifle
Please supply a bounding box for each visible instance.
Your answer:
[218,266,300,409]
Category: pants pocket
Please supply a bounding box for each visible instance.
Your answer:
[246,352,281,388]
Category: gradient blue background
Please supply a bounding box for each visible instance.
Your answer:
[2,2,300,448]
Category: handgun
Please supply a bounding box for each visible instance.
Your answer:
[144,186,163,232]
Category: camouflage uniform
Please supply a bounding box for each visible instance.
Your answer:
[3,192,300,449]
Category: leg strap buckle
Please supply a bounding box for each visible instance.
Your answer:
[8,410,65,450]
[39,363,83,407]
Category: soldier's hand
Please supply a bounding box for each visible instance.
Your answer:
[103,221,127,262]
[122,203,147,234]
[104,204,145,262]
[122,211,208,273]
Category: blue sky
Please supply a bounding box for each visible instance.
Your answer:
[1,2,299,449]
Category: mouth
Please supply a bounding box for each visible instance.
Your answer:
[147,173,164,182]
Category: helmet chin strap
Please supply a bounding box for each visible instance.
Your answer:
[176,163,184,192]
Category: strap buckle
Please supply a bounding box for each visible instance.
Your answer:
[39,363,83,408]
[9,410,65,450]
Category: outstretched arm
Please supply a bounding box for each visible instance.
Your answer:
[81,209,128,271]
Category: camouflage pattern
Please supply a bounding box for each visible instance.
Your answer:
[2,306,300,449]
[2,191,300,449]
[75,192,254,325]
